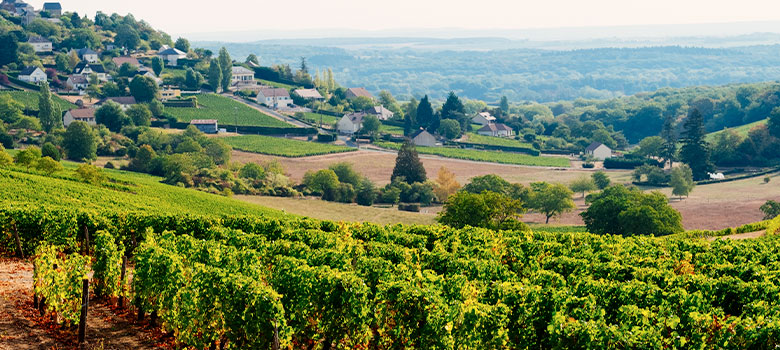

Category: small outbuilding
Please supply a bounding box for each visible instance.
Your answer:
[471,111,496,126]
[190,119,219,134]
[585,142,612,160]
[412,129,437,147]
[18,66,46,83]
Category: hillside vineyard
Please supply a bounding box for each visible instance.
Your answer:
[5,206,780,349]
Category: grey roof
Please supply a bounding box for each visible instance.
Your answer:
[478,123,512,133]
[231,66,254,75]
[190,119,218,125]
[412,129,434,139]
[158,48,186,56]
[258,87,289,98]
[67,75,88,84]
[585,142,607,152]
[344,112,366,125]
[294,88,323,99]
[73,62,106,74]
[77,47,98,56]
[43,2,61,10]
[28,36,51,44]
[100,96,137,105]
[19,66,40,75]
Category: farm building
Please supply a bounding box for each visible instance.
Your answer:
[337,112,366,134]
[412,129,437,147]
[190,119,219,134]
[18,66,46,83]
[585,142,612,160]
[62,108,96,127]
[472,112,496,126]
[477,123,514,137]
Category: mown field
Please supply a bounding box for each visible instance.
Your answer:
[0,163,281,217]
[463,132,536,149]
[167,94,291,127]
[706,118,768,141]
[223,134,355,157]
[375,141,571,167]
[0,91,76,111]
[258,79,300,90]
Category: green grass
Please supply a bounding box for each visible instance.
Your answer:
[375,142,571,167]
[223,135,355,157]
[0,163,284,217]
[706,119,768,141]
[0,91,76,111]
[299,112,341,126]
[380,123,405,135]
[167,94,292,127]
[464,133,536,149]
[161,67,187,78]
[258,79,299,90]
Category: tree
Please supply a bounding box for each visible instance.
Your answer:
[403,98,419,136]
[147,100,164,117]
[0,145,12,167]
[151,56,164,76]
[174,37,190,53]
[239,163,265,180]
[14,147,41,170]
[432,167,460,201]
[679,109,713,180]
[34,156,63,174]
[760,200,780,220]
[527,182,575,223]
[55,53,69,72]
[204,139,231,165]
[129,144,157,172]
[660,114,677,167]
[769,107,780,139]
[115,24,140,49]
[218,47,232,92]
[351,96,374,111]
[378,90,402,117]
[438,119,461,140]
[126,104,152,126]
[440,92,465,120]
[569,175,597,198]
[500,96,510,115]
[437,191,528,230]
[95,101,129,132]
[592,171,611,189]
[118,62,137,77]
[416,95,436,131]
[669,164,695,199]
[129,75,159,103]
[0,94,23,124]
[303,169,340,196]
[41,142,61,161]
[63,121,97,161]
[246,54,259,66]
[360,115,381,137]
[391,140,427,184]
[580,185,683,236]
[328,162,361,187]
[0,33,19,66]
[356,178,377,206]
[184,68,203,90]
[637,136,664,158]
[38,83,60,132]
[208,58,222,92]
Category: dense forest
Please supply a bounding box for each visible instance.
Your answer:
[198,41,780,102]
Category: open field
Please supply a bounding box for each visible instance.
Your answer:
[167,94,292,127]
[379,123,405,135]
[375,142,570,167]
[222,134,355,157]
[0,91,76,111]
[462,133,536,149]
[257,79,300,90]
[300,112,340,126]
[706,118,768,141]
[236,195,438,225]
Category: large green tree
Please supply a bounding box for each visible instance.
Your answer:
[437,191,528,230]
[208,59,222,92]
[218,47,232,92]
[669,164,695,199]
[129,75,159,103]
[403,98,418,136]
[769,107,780,139]
[38,83,60,132]
[95,101,129,132]
[151,56,164,76]
[679,109,714,180]
[174,37,190,53]
[391,140,427,184]
[527,182,575,224]
[660,114,677,167]
[580,185,683,236]
[416,95,436,131]
[126,104,152,126]
[63,121,97,160]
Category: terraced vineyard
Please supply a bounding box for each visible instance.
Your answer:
[167,94,292,127]
[375,141,571,167]
[223,134,355,157]
[0,90,76,111]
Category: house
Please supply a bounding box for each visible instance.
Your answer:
[73,48,99,63]
[63,108,96,127]
[293,88,323,101]
[72,62,108,81]
[230,66,255,87]
[190,119,218,134]
[42,2,61,16]
[112,56,140,68]
[13,0,32,15]
[0,0,17,12]
[256,87,291,108]
[157,48,186,66]
[476,123,514,137]
[412,129,437,147]
[96,96,137,110]
[65,75,88,90]
[336,112,366,134]
[160,87,181,100]
[472,112,496,126]
[27,36,52,53]
[18,66,46,83]
[585,142,612,160]
[345,87,372,100]
[364,106,394,120]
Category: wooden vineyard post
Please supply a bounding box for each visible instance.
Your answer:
[272,319,280,350]
[118,256,127,308]
[78,278,89,347]
[32,263,38,309]
[82,224,89,255]
[12,222,23,259]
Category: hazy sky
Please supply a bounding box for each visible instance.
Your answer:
[26,0,780,38]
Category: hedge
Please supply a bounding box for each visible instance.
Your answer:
[7,76,43,90]
[604,156,663,169]
[317,134,337,142]
[448,141,540,156]
[252,67,314,89]
[151,120,317,136]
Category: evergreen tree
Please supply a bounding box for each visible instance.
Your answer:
[500,96,510,115]
[300,57,308,74]
[769,107,780,139]
[208,59,222,93]
[391,140,427,184]
[416,95,436,131]
[679,109,713,180]
[38,83,60,132]
[218,47,232,92]
[403,98,419,136]
[441,91,464,120]
[660,114,677,167]
[151,56,164,76]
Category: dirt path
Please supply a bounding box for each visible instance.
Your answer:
[707,230,766,241]
[0,258,166,349]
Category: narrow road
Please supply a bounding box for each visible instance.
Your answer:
[222,94,312,129]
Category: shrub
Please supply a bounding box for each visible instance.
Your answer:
[581,185,683,236]
[41,142,61,161]
[398,203,420,212]
[76,164,106,185]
